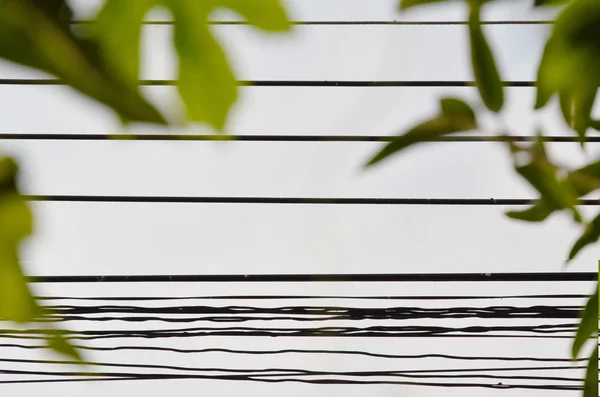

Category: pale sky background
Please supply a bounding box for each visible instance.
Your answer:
[0,0,597,396]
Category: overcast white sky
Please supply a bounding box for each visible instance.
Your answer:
[0,0,597,396]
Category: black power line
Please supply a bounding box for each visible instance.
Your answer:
[29,272,597,283]
[0,134,598,143]
[0,343,587,363]
[0,79,536,87]
[21,195,600,205]
[36,293,590,301]
[72,20,555,26]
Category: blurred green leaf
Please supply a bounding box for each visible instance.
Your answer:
[568,213,600,261]
[168,3,237,131]
[0,0,166,124]
[92,0,157,88]
[399,0,449,10]
[366,97,477,166]
[509,137,580,222]
[572,286,598,359]
[468,1,504,113]
[507,159,600,223]
[534,0,600,139]
[533,0,572,6]
[46,331,83,362]
[0,157,80,360]
[169,0,289,130]
[589,119,600,131]
[583,345,598,397]
[0,158,40,323]
[118,0,290,130]
[216,0,290,32]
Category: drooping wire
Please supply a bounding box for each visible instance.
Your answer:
[0,134,598,143]
[0,343,587,363]
[71,20,556,26]
[0,79,537,87]
[36,293,591,301]
[29,272,598,283]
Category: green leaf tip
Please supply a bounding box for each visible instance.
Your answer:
[468,1,504,113]
[365,97,476,167]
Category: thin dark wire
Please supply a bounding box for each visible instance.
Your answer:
[0,79,536,87]
[41,304,582,322]
[1,133,598,143]
[36,293,591,301]
[71,19,555,26]
[0,357,584,376]
[19,195,600,205]
[0,373,581,390]
[0,343,586,362]
[0,358,585,385]
[29,272,598,283]
[0,323,578,340]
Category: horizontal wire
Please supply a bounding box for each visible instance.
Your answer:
[0,359,584,385]
[0,323,578,341]
[71,20,555,26]
[1,133,598,143]
[36,293,591,301]
[20,195,600,205]
[0,343,585,362]
[0,357,584,377]
[0,79,536,87]
[0,372,581,390]
[41,304,582,321]
[29,272,598,283]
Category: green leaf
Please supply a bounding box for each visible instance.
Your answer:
[508,159,600,223]
[572,286,598,359]
[468,2,504,113]
[506,198,555,222]
[512,137,580,222]
[583,345,598,397]
[217,0,290,32]
[568,213,600,261]
[533,0,571,6]
[366,97,477,166]
[534,0,600,137]
[46,331,83,362]
[92,0,158,88]
[0,0,166,124]
[399,0,449,10]
[590,119,600,131]
[169,4,237,131]
[0,158,40,323]
[163,0,290,130]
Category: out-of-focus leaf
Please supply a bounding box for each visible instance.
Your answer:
[0,157,80,360]
[366,97,477,166]
[159,0,290,130]
[534,0,600,139]
[168,4,237,131]
[583,345,598,397]
[0,0,166,124]
[533,0,572,6]
[509,137,580,222]
[399,0,449,10]
[46,331,83,362]
[506,199,555,222]
[572,286,598,359]
[216,0,290,32]
[508,159,600,223]
[0,158,40,323]
[568,213,600,261]
[590,119,600,131]
[468,1,504,113]
[92,0,157,88]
